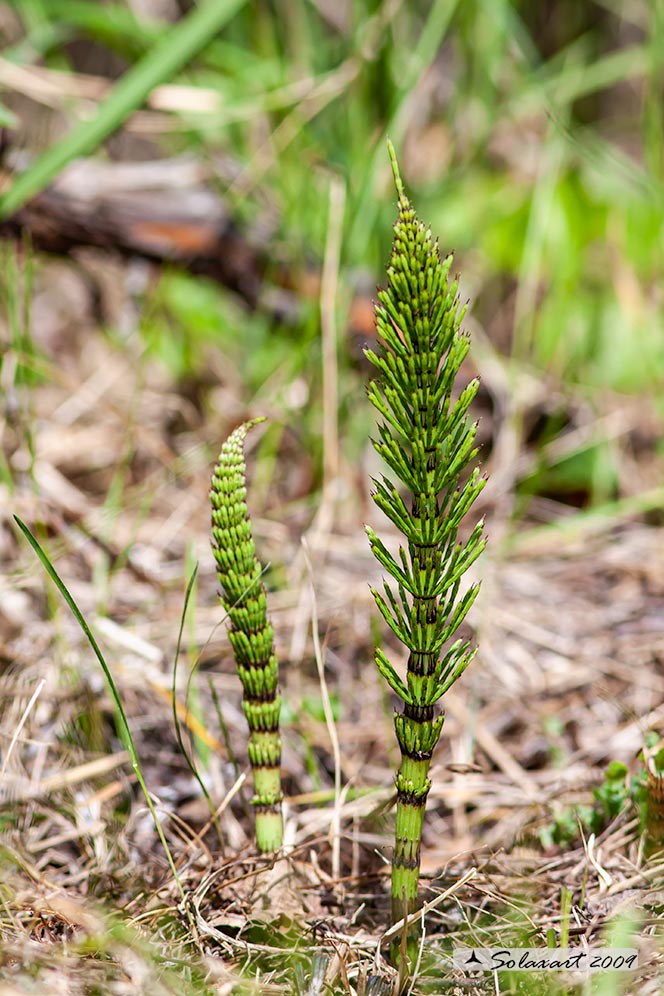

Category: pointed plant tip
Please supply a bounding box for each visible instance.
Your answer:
[386,139,407,206]
[13,515,30,543]
[246,415,267,430]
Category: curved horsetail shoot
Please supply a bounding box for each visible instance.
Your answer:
[210,419,283,853]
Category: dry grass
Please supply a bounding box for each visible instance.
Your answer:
[2,249,664,994]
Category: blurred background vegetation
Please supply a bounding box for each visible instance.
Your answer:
[1,0,663,518]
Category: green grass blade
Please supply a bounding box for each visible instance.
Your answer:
[13,516,129,734]
[514,43,652,116]
[349,0,460,258]
[504,486,664,555]
[171,563,224,848]
[0,0,247,219]
[13,515,188,907]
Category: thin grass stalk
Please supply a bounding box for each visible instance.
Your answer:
[365,144,486,927]
[171,564,224,849]
[209,419,283,852]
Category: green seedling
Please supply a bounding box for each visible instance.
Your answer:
[209,418,283,852]
[540,740,664,854]
[365,144,486,927]
[540,761,631,850]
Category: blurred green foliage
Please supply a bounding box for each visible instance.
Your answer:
[3,0,664,506]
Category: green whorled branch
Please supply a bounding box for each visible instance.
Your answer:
[210,418,283,852]
[366,144,486,926]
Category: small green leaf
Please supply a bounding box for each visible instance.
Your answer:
[375,648,410,702]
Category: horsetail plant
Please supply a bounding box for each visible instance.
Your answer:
[210,418,283,853]
[365,144,486,925]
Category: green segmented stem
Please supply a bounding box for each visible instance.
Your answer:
[210,418,283,852]
[366,143,486,926]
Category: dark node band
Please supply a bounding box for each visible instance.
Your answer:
[253,800,283,814]
[400,745,433,762]
[407,651,437,676]
[404,701,434,722]
[396,786,428,807]
[241,685,279,704]
[392,851,420,871]
[236,656,275,675]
